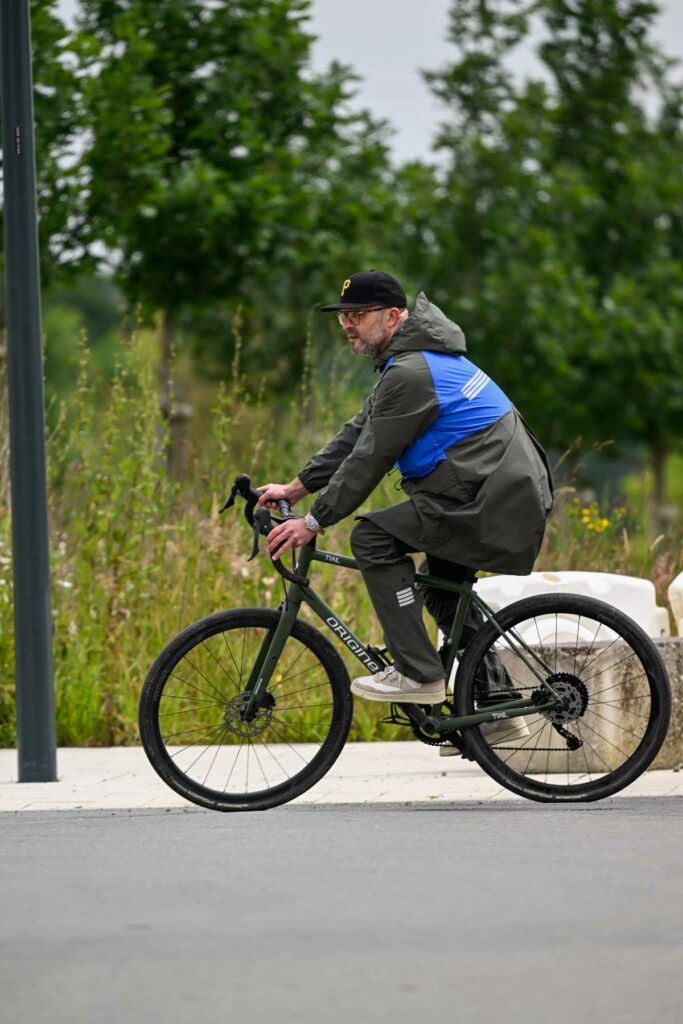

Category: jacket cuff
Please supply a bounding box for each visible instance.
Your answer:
[309,495,336,529]
[297,465,321,494]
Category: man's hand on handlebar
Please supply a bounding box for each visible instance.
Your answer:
[257,477,309,510]
[267,518,316,560]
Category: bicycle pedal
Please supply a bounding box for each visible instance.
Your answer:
[378,703,413,727]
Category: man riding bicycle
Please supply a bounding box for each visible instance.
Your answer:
[258,270,553,706]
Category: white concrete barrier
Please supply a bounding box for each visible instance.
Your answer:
[668,571,683,637]
[475,571,670,639]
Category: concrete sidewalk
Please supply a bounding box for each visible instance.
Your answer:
[1,743,682,811]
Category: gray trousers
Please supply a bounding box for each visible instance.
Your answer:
[349,513,479,684]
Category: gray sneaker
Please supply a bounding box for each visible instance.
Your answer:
[351,666,445,704]
[439,715,530,755]
[480,715,530,741]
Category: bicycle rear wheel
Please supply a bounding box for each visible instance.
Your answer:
[455,594,671,802]
[139,608,353,811]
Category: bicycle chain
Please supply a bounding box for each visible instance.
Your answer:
[495,724,582,753]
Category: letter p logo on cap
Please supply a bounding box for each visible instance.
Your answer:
[341,278,351,296]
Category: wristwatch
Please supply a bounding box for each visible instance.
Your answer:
[304,511,323,535]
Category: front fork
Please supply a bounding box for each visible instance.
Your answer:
[241,549,315,719]
[241,590,303,719]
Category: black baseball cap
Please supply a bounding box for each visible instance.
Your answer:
[319,270,407,312]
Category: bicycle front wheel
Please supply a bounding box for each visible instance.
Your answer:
[139,608,353,811]
[455,594,671,802]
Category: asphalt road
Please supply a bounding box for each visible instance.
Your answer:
[2,799,682,1024]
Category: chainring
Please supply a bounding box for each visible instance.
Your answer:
[410,700,463,748]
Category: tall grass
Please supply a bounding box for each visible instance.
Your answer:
[0,332,680,746]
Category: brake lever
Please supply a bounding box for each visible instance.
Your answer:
[248,522,261,560]
[248,507,271,561]
[218,486,237,514]
[221,474,310,585]
[249,508,310,586]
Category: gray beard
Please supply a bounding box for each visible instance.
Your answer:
[357,332,391,357]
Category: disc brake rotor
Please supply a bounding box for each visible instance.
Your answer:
[224,691,275,738]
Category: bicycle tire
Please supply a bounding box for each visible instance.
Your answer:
[454,593,671,802]
[139,608,353,811]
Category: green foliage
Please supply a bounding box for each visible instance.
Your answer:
[75,0,400,385]
[4,0,683,747]
[42,275,124,414]
[1,332,679,747]
[411,0,683,472]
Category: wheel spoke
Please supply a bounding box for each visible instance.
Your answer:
[263,719,310,764]
[575,722,613,773]
[182,657,230,703]
[588,672,647,697]
[271,659,322,691]
[269,645,310,689]
[256,735,290,780]
[581,649,639,684]
[571,714,632,760]
[168,671,227,705]
[224,737,247,792]
[168,721,227,761]
[584,704,646,743]
[575,622,605,678]
[275,702,335,711]
[251,740,270,790]
[269,713,326,744]
[275,679,332,700]
[201,727,230,786]
[202,638,240,693]
[158,704,225,720]
[164,720,227,743]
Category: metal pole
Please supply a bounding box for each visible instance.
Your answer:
[0,0,57,780]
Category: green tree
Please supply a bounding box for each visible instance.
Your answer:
[538,0,683,506]
[409,0,683,508]
[76,0,398,404]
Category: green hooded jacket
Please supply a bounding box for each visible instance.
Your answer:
[298,293,553,574]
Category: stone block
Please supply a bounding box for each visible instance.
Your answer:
[495,637,683,774]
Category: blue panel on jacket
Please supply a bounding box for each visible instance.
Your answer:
[384,351,513,480]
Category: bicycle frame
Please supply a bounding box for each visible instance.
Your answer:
[243,541,559,733]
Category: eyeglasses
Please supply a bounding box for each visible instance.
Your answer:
[336,307,384,326]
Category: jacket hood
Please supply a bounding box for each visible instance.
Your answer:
[375,292,467,368]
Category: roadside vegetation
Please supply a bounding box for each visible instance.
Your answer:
[0,330,679,747]
[1,0,682,744]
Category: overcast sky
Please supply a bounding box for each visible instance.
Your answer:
[58,0,683,161]
[307,0,683,160]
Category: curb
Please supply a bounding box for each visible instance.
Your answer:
[1,743,682,812]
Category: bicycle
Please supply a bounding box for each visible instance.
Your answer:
[139,473,672,811]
